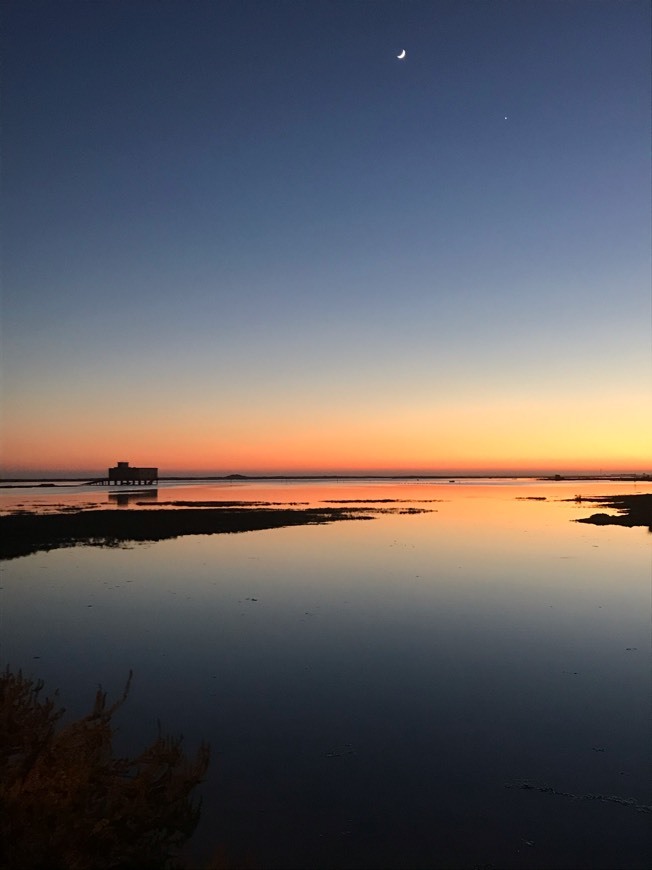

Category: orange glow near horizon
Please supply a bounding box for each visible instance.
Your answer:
[2,390,650,476]
[2,413,652,476]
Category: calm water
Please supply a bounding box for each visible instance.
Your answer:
[1,479,651,869]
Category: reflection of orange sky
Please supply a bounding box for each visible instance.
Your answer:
[3,479,650,534]
[162,479,650,509]
[2,393,650,474]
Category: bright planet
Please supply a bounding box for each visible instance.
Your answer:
[397,48,406,59]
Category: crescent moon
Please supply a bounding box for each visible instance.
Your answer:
[397,49,406,59]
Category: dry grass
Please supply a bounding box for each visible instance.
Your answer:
[1,668,210,869]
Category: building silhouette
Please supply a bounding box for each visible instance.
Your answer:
[91,461,158,486]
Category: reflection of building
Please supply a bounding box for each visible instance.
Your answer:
[90,461,158,486]
[109,489,158,506]
[109,461,158,485]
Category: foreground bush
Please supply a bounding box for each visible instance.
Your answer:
[0,668,210,869]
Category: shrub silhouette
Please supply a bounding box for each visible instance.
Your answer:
[1,668,210,869]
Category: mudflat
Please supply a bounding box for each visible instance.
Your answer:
[575,493,652,528]
[2,492,648,561]
[0,506,374,561]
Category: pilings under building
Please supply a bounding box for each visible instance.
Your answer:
[90,461,159,486]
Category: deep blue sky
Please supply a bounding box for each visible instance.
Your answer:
[2,1,650,474]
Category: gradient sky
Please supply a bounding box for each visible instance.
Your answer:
[2,0,650,476]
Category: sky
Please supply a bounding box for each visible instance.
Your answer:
[1,0,650,476]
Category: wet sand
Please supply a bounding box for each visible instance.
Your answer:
[0,505,375,561]
[575,493,652,529]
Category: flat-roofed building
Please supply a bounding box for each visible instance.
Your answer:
[107,461,158,485]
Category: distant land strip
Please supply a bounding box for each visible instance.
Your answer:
[574,494,652,529]
[1,473,651,486]
[0,505,380,561]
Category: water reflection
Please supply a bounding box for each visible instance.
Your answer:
[1,481,651,869]
[1,476,649,515]
[108,489,158,507]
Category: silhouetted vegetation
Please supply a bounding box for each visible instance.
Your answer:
[1,668,209,869]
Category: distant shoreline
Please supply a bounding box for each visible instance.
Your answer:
[1,473,651,488]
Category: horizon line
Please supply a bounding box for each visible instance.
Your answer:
[1,470,651,482]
